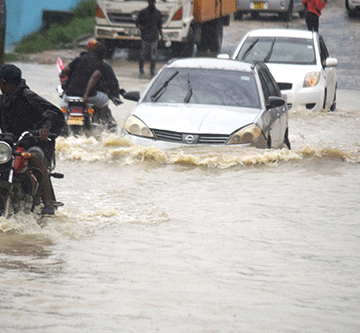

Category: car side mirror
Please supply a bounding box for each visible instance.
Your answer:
[267,96,286,109]
[123,91,140,102]
[325,58,338,68]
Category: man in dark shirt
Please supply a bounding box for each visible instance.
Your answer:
[0,64,65,216]
[136,0,163,76]
[60,42,109,113]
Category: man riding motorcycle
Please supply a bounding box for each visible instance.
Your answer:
[60,42,120,131]
[0,64,65,216]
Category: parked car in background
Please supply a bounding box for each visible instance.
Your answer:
[234,0,306,21]
[123,58,290,150]
[231,29,338,112]
[345,0,360,16]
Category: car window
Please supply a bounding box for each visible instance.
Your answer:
[259,69,278,97]
[318,36,330,67]
[143,68,261,109]
[236,36,316,65]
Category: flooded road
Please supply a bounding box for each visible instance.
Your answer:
[1,1,360,332]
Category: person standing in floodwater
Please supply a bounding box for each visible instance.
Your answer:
[302,0,327,32]
[136,0,163,77]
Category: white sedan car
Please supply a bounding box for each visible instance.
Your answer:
[123,58,290,150]
[231,29,338,112]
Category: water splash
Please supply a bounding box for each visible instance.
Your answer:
[55,135,360,168]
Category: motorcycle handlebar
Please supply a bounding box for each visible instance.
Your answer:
[19,131,57,142]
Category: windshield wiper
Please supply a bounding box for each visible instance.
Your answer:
[184,73,193,103]
[241,39,259,60]
[263,38,276,62]
[151,70,179,102]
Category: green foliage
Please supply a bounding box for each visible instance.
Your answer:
[13,0,96,54]
[72,0,97,19]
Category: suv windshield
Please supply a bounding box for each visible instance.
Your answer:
[236,37,316,65]
[143,68,261,109]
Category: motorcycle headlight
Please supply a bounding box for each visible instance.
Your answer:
[227,124,262,145]
[124,116,154,138]
[0,142,12,164]
[303,72,321,87]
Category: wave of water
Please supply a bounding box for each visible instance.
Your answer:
[55,134,360,168]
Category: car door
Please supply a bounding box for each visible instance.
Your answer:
[318,35,337,109]
[258,68,284,148]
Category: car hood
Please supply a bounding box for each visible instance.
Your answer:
[266,63,319,84]
[132,103,260,134]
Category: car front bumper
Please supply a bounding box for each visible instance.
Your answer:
[280,82,326,112]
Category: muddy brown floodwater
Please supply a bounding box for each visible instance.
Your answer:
[1,1,360,332]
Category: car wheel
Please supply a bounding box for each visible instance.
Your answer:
[284,128,291,149]
[345,0,351,10]
[345,0,356,16]
[322,88,327,110]
[267,135,272,149]
[280,0,293,21]
[330,87,337,112]
[299,9,306,18]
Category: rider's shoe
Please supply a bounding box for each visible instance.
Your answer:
[41,204,55,216]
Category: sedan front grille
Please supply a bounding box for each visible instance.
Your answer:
[153,129,182,142]
[152,129,230,145]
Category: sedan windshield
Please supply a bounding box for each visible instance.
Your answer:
[143,68,261,109]
[236,37,316,65]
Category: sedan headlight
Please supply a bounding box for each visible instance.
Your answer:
[0,142,12,164]
[124,116,154,138]
[303,72,321,87]
[227,124,262,145]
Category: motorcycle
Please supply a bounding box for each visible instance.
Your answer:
[0,131,64,217]
[57,58,119,137]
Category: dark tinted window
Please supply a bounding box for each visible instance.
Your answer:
[143,68,261,109]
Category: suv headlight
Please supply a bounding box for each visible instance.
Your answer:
[227,124,262,145]
[303,72,321,87]
[124,116,154,138]
[0,142,12,164]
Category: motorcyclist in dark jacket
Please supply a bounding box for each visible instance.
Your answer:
[61,42,121,131]
[80,41,123,131]
[0,64,65,216]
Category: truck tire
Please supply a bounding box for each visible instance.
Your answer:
[208,21,223,53]
[172,26,195,58]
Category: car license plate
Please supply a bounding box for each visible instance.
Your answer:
[253,1,265,9]
[125,27,140,36]
[67,116,84,126]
